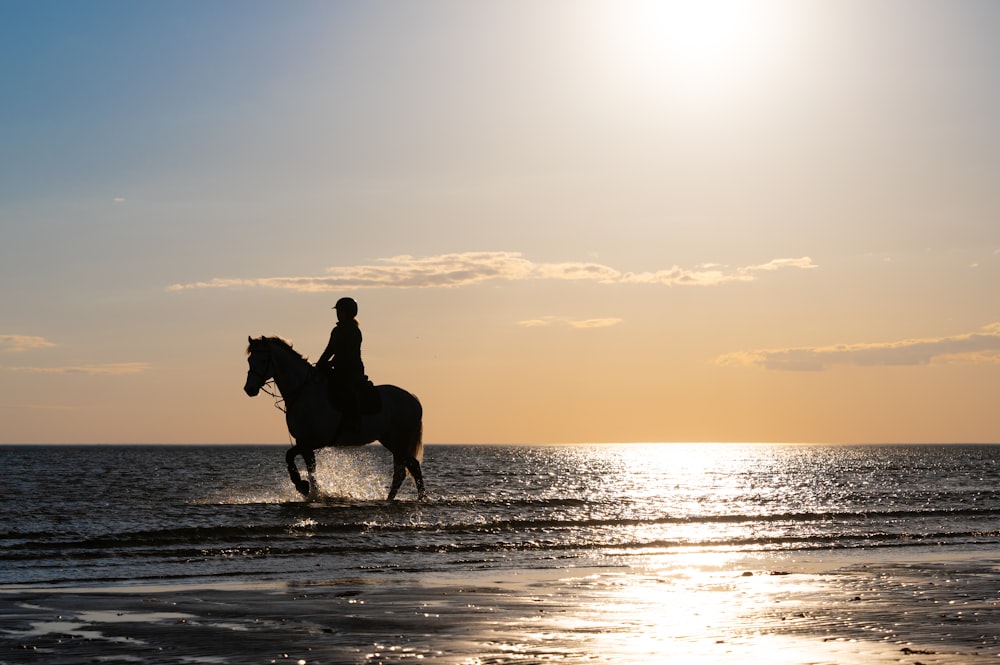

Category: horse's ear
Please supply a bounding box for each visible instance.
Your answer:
[248,336,253,343]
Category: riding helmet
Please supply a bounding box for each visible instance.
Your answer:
[334,297,358,317]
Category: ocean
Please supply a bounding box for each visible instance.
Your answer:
[3,443,1000,663]
[3,443,1000,587]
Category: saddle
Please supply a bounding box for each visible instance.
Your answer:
[358,381,381,414]
[318,365,381,415]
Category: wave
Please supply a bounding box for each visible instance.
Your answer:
[6,526,999,577]
[4,503,1000,558]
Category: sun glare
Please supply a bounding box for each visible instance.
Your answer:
[603,0,785,98]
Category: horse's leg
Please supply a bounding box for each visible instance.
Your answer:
[386,455,426,501]
[303,449,318,497]
[387,458,407,501]
[404,457,426,500]
[285,445,311,497]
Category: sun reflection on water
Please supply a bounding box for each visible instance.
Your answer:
[524,551,883,665]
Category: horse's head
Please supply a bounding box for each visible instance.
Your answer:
[244,336,273,397]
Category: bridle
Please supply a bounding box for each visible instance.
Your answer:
[246,343,273,389]
[247,339,315,413]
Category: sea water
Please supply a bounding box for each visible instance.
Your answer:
[3,443,999,588]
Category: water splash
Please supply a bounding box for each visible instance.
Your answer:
[310,447,392,500]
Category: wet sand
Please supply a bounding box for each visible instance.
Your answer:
[3,551,999,664]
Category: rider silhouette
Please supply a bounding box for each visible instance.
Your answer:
[316,297,366,436]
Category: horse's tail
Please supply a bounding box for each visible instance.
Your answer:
[407,393,424,464]
[410,417,424,464]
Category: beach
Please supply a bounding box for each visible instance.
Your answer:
[4,549,999,664]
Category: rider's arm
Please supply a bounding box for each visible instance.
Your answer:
[316,330,336,366]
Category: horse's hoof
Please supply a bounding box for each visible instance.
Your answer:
[295,479,311,497]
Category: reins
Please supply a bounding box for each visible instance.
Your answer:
[249,337,325,447]
[260,379,286,413]
[250,340,319,413]
[259,370,320,414]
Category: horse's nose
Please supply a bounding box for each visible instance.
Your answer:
[244,382,260,397]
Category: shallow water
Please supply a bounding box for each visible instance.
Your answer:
[2,443,1000,587]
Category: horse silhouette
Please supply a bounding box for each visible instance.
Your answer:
[244,336,425,500]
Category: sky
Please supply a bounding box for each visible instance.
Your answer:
[2,0,999,444]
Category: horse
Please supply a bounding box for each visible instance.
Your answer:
[243,336,425,501]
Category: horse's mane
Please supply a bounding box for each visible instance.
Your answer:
[247,335,309,362]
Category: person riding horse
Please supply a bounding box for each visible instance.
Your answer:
[246,334,424,499]
[316,297,367,436]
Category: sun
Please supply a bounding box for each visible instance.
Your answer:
[602,0,785,98]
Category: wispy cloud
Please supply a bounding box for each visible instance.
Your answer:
[620,257,818,287]
[0,334,57,353]
[517,316,623,329]
[2,362,152,376]
[717,323,1000,371]
[167,252,817,292]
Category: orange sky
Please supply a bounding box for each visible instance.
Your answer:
[2,1,999,444]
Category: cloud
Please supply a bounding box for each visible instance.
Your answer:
[0,335,57,353]
[113,197,127,204]
[517,316,623,329]
[620,257,818,287]
[717,323,1000,371]
[168,252,816,292]
[2,362,152,376]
